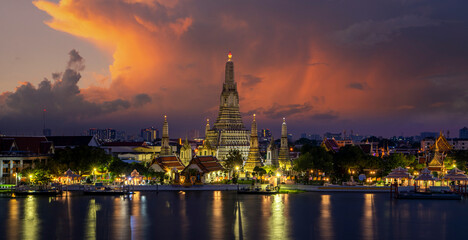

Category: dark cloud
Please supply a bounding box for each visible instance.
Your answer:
[133,93,152,107]
[0,50,131,133]
[347,82,367,90]
[335,15,439,46]
[263,103,312,119]
[242,74,262,88]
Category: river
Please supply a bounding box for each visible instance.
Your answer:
[0,191,466,239]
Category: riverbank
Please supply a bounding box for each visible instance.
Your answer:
[59,184,392,193]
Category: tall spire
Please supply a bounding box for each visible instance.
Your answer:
[160,115,171,156]
[278,117,291,170]
[205,118,210,137]
[225,51,234,84]
[244,114,263,172]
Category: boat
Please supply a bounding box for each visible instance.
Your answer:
[397,191,462,200]
[237,185,279,195]
[83,183,131,195]
[13,185,63,196]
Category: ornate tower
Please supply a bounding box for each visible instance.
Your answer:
[244,114,263,172]
[180,138,192,166]
[278,118,291,169]
[205,51,250,160]
[160,115,172,156]
[265,136,278,166]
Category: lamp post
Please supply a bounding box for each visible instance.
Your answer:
[29,174,33,185]
[13,173,17,186]
[93,168,97,183]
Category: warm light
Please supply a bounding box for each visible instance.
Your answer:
[290,147,293,151]
[276,173,281,177]
[93,168,97,172]
[228,51,232,60]
[235,166,239,170]
[29,175,33,178]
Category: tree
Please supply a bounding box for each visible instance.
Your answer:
[223,149,244,172]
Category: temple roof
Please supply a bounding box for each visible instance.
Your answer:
[184,156,224,173]
[321,138,340,153]
[430,133,452,152]
[152,156,185,172]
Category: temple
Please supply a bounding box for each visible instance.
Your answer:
[244,114,263,172]
[278,118,292,170]
[427,132,452,173]
[205,51,250,161]
[159,115,172,156]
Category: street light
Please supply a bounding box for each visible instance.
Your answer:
[93,168,97,183]
[13,173,17,186]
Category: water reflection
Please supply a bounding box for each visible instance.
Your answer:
[319,194,333,240]
[86,199,98,240]
[268,194,290,240]
[8,199,19,240]
[362,194,375,240]
[234,196,245,240]
[211,191,224,239]
[23,196,39,240]
[113,196,129,239]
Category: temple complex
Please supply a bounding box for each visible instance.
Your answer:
[278,118,292,170]
[244,114,263,172]
[205,52,250,161]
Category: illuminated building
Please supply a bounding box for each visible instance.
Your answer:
[265,136,278,166]
[141,127,159,142]
[205,52,250,161]
[0,136,54,184]
[244,114,263,172]
[179,138,193,166]
[278,118,292,170]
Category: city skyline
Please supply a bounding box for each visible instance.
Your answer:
[1,1,468,137]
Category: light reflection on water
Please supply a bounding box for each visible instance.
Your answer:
[23,196,39,240]
[1,192,468,239]
[362,194,375,240]
[268,194,290,240]
[319,194,333,240]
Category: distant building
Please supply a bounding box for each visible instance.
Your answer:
[43,128,52,137]
[88,128,117,142]
[460,127,468,139]
[261,129,272,139]
[47,136,100,149]
[141,127,159,142]
[324,132,342,140]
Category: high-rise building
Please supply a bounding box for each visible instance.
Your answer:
[205,52,250,160]
[460,127,468,139]
[141,127,159,142]
[87,128,116,141]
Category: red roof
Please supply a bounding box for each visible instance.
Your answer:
[153,156,185,172]
[0,136,53,155]
[185,156,224,173]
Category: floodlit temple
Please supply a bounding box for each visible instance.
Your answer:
[205,51,250,161]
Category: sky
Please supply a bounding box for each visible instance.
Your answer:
[1,0,468,139]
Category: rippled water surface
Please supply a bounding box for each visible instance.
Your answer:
[0,191,466,239]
